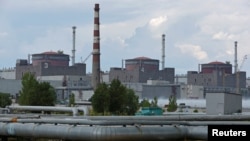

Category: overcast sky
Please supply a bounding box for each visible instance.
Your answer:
[0,0,250,76]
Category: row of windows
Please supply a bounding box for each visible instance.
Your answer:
[126,61,158,65]
[32,55,69,61]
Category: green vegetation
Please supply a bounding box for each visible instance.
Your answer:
[193,109,198,113]
[136,97,163,116]
[91,79,139,115]
[167,95,177,112]
[140,98,151,107]
[140,96,159,108]
[18,72,56,106]
[68,93,75,107]
[0,92,12,108]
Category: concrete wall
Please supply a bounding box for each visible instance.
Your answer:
[142,84,180,100]
[206,92,242,115]
[109,67,175,83]
[224,93,242,114]
[16,62,86,80]
[206,93,224,115]
[0,69,15,79]
[187,70,246,89]
[0,79,21,95]
[180,85,204,99]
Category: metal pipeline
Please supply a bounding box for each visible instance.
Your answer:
[76,114,250,121]
[1,114,249,140]
[1,117,250,126]
[0,122,207,141]
[7,105,90,116]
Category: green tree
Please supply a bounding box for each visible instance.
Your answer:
[36,82,56,106]
[140,98,151,107]
[151,96,158,107]
[19,73,39,105]
[124,89,139,115]
[91,83,110,114]
[109,79,126,114]
[19,72,56,106]
[91,79,139,115]
[0,92,12,108]
[139,97,159,108]
[167,95,177,112]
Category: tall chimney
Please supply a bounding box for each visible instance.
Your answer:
[161,34,165,70]
[92,3,101,90]
[234,41,238,73]
[72,26,76,66]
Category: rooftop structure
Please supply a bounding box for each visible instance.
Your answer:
[125,57,159,72]
[109,56,174,83]
[15,51,86,79]
[201,61,232,74]
[32,51,69,67]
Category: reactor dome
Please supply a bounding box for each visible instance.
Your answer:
[201,61,232,74]
[125,56,159,71]
[32,51,70,67]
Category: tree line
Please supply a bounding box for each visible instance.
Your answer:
[91,79,139,115]
[0,72,177,115]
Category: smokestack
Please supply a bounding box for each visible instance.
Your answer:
[92,3,101,90]
[234,41,238,73]
[161,34,165,70]
[72,26,76,66]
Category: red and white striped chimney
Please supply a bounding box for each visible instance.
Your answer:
[92,3,101,90]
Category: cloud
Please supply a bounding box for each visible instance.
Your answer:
[149,16,167,27]
[19,27,72,55]
[176,44,208,60]
[212,31,234,40]
[1,0,250,76]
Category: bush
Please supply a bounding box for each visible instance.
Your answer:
[0,92,12,108]
[193,109,198,113]
[167,95,177,112]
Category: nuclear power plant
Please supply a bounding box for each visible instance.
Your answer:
[0,3,249,102]
[1,3,250,141]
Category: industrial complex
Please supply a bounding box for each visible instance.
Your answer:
[0,3,250,105]
[1,3,250,141]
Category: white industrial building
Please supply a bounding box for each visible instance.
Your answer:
[206,92,242,115]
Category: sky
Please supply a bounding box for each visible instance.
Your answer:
[0,0,250,76]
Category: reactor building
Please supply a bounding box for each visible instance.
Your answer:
[15,51,86,80]
[187,61,246,93]
[109,56,175,83]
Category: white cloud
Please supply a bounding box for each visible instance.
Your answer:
[226,50,234,55]
[1,0,250,75]
[19,27,72,55]
[176,44,208,60]
[212,31,234,40]
[149,16,167,27]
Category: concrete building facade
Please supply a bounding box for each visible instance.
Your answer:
[15,51,86,80]
[187,61,246,94]
[109,57,175,83]
[206,92,242,115]
[141,80,204,100]
[0,68,15,79]
[142,83,180,100]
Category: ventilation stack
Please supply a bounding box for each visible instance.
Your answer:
[92,3,101,90]
[72,26,76,66]
[234,41,238,73]
[161,34,166,70]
